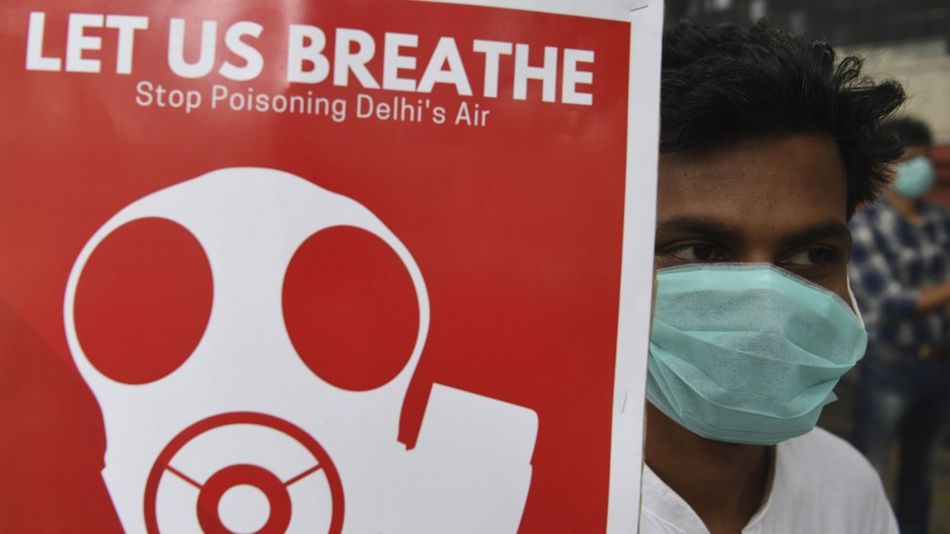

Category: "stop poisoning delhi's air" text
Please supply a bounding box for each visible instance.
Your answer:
[134,81,491,126]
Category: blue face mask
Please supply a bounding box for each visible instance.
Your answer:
[893,156,936,199]
[647,264,867,445]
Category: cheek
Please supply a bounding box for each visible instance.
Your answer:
[796,258,849,303]
[820,270,851,304]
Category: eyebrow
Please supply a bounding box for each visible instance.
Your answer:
[779,221,852,249]
[654,216,852,248]
[655,216,746,247]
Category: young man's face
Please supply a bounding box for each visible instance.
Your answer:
[654,134,852,302]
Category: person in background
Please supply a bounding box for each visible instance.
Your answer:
[848,117,950,534]
[641,20,904,533]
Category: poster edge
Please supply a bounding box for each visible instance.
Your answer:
[607,1,663,533]
[411,0,649,22]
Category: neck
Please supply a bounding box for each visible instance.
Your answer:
[645,404,770,534]
[884,188,921,220]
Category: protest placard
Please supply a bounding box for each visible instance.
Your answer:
[0,1,661,531]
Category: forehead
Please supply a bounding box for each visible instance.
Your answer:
[657,134,848,230]
[901,144,930,161]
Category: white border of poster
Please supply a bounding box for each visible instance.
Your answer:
[421,1,663,531]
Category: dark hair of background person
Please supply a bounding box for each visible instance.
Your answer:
[882,117,934,150]
[661,20,907,216]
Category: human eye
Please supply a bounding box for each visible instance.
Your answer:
[662,242,727,263]
[782,247,840,267]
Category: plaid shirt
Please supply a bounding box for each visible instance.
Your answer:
[848,199,950,347]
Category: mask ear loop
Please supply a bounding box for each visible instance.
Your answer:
[847,275,866,329]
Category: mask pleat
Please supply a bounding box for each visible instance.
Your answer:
[645,264,867,445]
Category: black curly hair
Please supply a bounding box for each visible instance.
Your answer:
[661,20,906,216]
[881,116,933,149]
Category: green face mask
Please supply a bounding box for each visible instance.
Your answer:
[647,264,867,445]
[893,155,936,199]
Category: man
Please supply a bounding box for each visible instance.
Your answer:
[641,21,904,533]
[848,117,950,534]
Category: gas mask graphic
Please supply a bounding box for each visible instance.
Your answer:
[64,168,538,533]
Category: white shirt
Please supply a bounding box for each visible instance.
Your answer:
[640,427,898,533]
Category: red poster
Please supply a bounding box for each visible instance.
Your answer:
[0,1,662,531]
